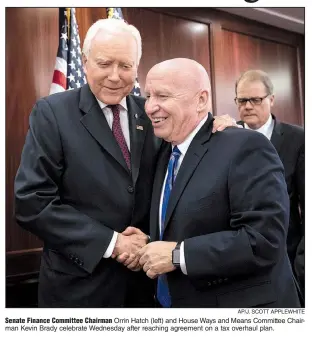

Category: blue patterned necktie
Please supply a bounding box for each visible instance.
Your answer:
[157,145,181,308]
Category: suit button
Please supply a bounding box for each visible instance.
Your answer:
[218,279,223,283]
[207,282,211,286]
[213,280,217,285]
[127,185,134,193]
[224,278,228,282]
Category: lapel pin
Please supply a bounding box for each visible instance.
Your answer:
[134,113,138,119]
[136,125,144,131]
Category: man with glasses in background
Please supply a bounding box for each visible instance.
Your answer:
[234,70,305,300]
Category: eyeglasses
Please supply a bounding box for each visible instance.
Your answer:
[234,94,270,106]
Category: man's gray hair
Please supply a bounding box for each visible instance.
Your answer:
[82,18,142,65]
[235,69,274,95]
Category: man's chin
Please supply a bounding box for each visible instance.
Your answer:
[244,118,260,130]
[243,115,257,123]
[98,93,124,105]
[153,129,168,141]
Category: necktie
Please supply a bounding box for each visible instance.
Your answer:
[157,146,181,308]
[109,105,131,170]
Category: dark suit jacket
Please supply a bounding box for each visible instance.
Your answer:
[238,115,304,292]
[150,113,300,308]
[14,84,161,307]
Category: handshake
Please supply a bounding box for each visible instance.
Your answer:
[111,226,177,279]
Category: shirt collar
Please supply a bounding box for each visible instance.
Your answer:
[174,114,208,155]
[96,96,128,111]
[244,114,273,139]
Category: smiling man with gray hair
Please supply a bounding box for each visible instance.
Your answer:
[14,18,159,308]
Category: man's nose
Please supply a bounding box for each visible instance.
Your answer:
[107,65,120,82]
[145,97,159,114]
[245,100,253,109]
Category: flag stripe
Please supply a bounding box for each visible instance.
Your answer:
[54,56,67,74]
[50,8,85,95]
[52,69,67,90]
[50,83,66,95]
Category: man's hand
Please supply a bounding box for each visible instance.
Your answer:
[138,241,177,279]
[112,226,149,271]
[212,114,238,133]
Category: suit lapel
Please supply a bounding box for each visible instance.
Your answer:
[164,114,214,232]
[79,84,129,173]
[270,114,284,156]
[127,95,148,186]
[150,143,171,241]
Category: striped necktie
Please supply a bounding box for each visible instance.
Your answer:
[108,104,131,170]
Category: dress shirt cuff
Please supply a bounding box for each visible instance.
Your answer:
[180,241,188,275]
[103,231,118,258]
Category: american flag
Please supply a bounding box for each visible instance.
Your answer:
[50,8,86,94]
[107,7,141,96]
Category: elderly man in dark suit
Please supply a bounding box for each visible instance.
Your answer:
[13,18,250,307]
[14,18,162,308]
[136,58,300,308]
[234,69,304,297]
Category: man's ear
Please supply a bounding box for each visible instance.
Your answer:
[270,94,275,108]
[197,89,209,112]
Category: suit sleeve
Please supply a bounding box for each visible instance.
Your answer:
[184,132,289,281]
[14,99,114,274]
[294,141,305,290]
[296,142,304,233]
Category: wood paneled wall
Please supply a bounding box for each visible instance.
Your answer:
[5,7,304,279]
[6,8,59,254]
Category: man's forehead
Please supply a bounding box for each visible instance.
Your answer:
[91,32,136,51]
[147,68,189,87]
[238,79,265,90]
[94,29,132,41]
[145,77,186,93]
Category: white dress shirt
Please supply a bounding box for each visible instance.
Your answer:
[159,115,208,275]
[95,97,130,258]
[244,113,274,140]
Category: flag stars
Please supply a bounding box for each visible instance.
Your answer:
[70,49,77,58]
[52,8,87,93]
[68,73,75,82]
[61,32,68,41]
[69,60,76,70]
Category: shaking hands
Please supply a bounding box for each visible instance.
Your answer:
[112,226,177,278]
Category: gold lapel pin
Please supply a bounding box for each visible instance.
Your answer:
[136,125,144,131]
